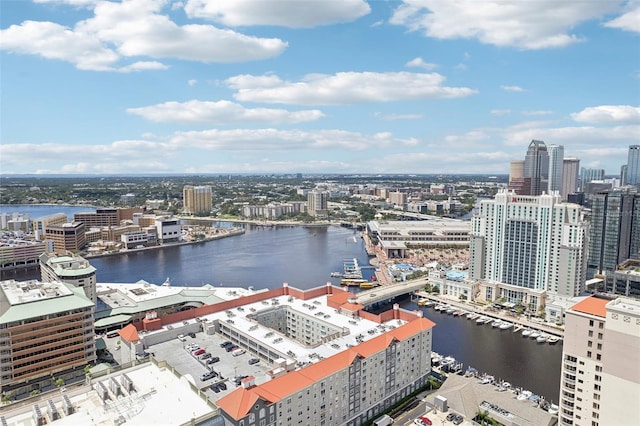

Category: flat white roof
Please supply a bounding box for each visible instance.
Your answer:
[0,279,73,306]
[0,362,215,426]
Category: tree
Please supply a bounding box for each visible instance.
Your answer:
[54,378,65,388]
[30,390,40,397]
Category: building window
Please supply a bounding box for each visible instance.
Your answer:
[588,330,593,337]
[587,351,592,358]
[589,320,594,327]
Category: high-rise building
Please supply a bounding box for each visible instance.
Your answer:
[580,168,605,192]
[561,157,580,200]
[507,160,528,194]
[626,144,640,188]
[524,140,549,195]
[32,213,67,240]
[39,251,97,303]
[586,188,640,288]
[182,185,213,215]
[558,295,640,426]
[470,190,587,307]
[0,279,96,399]
[307,191,328,218]
[548,144,564,194]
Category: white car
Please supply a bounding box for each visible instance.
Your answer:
[177,334,186,342]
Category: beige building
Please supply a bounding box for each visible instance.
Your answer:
[559,295,640,426]
[39,251,97,303]
[44,222,86,253]
[32,212,67,240]
[0,279,96,400]
[183,185,213,215]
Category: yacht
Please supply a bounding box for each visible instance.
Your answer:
[529,330,541,339]
[517,390,533,401]
[537,334,548,343]
[491,320,502,328]
[476,316,488,324]
[548,404,559,415]
[521,328,532,337]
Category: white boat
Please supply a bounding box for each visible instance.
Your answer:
[548,404,559,415]
[499,321,512,330]
[546,335,561,344]
[521,328,532,337]
[476,316,487,324]
[330,272,342,277]
[491,320,501,328]
[517,390,533,401]
[530,331,541,339]
[478,374,494,385]
[446,307,457,315]
[537,334,548,343]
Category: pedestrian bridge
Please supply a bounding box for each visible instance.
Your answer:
[356,279,427,307]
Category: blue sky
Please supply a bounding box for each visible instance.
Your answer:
[1,0,639,175]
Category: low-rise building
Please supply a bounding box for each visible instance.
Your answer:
[0,238,46,274]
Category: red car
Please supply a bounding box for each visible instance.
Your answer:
[193,349,205,356]
[418,416,433,426]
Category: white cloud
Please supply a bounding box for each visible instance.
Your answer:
[374,112,424,121]
[0,0,287,71]
[126,100,326,124]
[390,0,620,49]
[169,128,419,151]
[501,85,525,92]
[405,57,438,70]
[227,71,477,105]
[522,110,553,116]
[490,109,511,116]
[570,105,640,123]
[604,3,640,32]
[188,79,197,86]
[184,0,370,28]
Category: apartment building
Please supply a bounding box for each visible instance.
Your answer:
[39,251,97,303]
[183,185,213,215]
[216,316,434,426]
[469,190,587,308]
[558,295,640,426]
[307,191,328,218]
[0,279,96,399]
[31,212,67,240]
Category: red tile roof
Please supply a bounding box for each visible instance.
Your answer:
[216,316,435,420]
[571,296,608,318]
[118,324,139,343]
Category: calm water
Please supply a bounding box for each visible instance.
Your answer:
[3,205,561,401]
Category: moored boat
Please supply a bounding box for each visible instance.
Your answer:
[530,330,541,339]
[546,335,561,344]
[330,272,342,277]
[499,321,512,330]
[476,316,487,324]
[536,334,548,343]
[521,328,532,337]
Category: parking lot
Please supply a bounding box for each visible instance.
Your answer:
[149,331,268,399]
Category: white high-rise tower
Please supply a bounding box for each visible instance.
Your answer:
[547,144,564,193]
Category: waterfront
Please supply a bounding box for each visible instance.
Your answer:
[2,206,561,401]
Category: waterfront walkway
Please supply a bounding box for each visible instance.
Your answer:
[414,291,564,338]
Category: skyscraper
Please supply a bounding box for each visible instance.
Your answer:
[523,140,549,195]
[562,157,580,200]
[507,160,528,194]
[580,168,605,192]
[547,144,564,194]
[586,187,640,289]
[470,190,587,305]
[626,144,640,188]
[183,185,213,215]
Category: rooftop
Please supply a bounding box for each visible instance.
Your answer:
[570,295,609,318]
[0,279,73,306]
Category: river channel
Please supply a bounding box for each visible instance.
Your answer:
[2,206,562,401]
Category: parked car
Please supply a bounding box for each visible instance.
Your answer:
[220,341,232,348]
[207,356,220,364]
[210,383,220,393]
[417,416,432,425]
[225,345,238,352]
[187,344,199,351]
[201,352,212,360]
[234,375,249,386]
[193,349,205,356]
[446,413,456,422]
[200,371,217,381]
[453,415,463,425]
[177,334,186,342]
[218,381,227,391]
[248,358,260,365]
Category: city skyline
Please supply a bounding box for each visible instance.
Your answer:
[1,0,639,175]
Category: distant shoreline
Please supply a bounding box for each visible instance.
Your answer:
[85,228,245,259]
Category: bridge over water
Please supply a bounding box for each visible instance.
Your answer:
[355,279,427,307]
